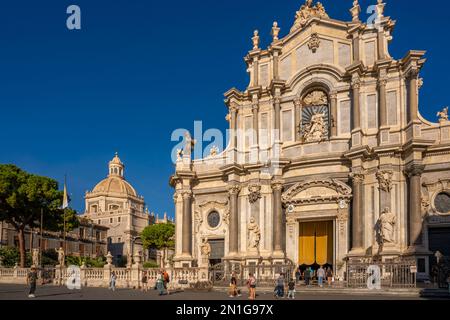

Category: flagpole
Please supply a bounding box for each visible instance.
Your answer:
[40,208,43,266]
[63,174,67,254]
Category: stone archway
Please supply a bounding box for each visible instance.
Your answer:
[282,179,352,278]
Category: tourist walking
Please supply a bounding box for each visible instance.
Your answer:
[247,273,256,300]
[141,271,148,292]
[109,271,117,292]
[304,267,311,286]
[295,268,301,284]
[287,278,296,299]
[228,272,238,298]
[163,269,171,295]
[326,267,333,286]
[274,273,285,298]
[317,265,325,288]
[156,271,165,296]
[27,266,38,298]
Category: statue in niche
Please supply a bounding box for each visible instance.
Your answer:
[200,238,211,258]
[247,217,261,250]
[377,207,396,245]
[303,112,326,142]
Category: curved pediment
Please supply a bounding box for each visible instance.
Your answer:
[282,179,352,204]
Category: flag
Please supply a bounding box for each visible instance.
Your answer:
[62,176,70,209]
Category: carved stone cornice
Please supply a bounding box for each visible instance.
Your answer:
[282,179,352,203]
[376,170,394,192]
[248,183,262,204]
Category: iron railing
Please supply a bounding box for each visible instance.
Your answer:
[346,258,416,289]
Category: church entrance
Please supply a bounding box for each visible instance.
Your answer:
[208,238,224,266]
[298,221,334,271]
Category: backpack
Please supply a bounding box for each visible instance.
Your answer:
[164,272,170,282]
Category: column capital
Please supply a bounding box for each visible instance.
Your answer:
[229,103,239,114]
[404,164,425,178]
[351,78,361,90]
[227,184,241,195]
[271,179,284,191]
[349,172,365,183]
[330,91,338,100]
[181,190,193,199]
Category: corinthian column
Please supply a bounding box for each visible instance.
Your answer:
[351,77,361,130]
[330,92,338,137]
[350,173,365,253]
[405,164,425,248]
[271,180,284,256]
[228,184,241,256]
[181,190,193,257]
[229,104,238,150]
[407,69,419,123]
[378,77,388,127]
[274,97,281,133]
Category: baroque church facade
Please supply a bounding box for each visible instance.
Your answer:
[170,0,450,279]
[81,154,153,264]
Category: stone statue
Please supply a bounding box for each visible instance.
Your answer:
[247,217,261,250]
[32,248,40,267]
[303,112,326,142]
[183,132,196,156]
[435,250,444,264]
[252,30,260,50]
[303,90,328,106]
[437,107,448,121]
[271,22,280,41]
[209,146,219,157]
[200,238,211,258]
[379,208,396,244]
[56,247,65,266]
[291,0,329,32]
[176,148,183,161]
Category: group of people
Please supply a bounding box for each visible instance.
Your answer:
[226,265,335,300]
[109,269,171,295]
[295,265,334,287]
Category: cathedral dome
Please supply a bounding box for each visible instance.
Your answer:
[92,176,137,197]
[90,153,138,197]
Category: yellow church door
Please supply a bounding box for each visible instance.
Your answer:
[298,221,333,266]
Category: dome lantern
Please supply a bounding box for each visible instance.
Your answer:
[109,152,124,178]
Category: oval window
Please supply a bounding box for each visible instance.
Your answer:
[435,192,450,214]
[207,211,221,228]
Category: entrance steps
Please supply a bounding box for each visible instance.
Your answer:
[212,285,421,297]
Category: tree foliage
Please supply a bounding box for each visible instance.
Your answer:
[0,164,79,267]
[141,223,175,250]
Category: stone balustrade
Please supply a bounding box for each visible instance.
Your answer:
[0,265,205,290]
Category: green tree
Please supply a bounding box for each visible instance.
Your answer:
[0,164,79,267]
[141,223,175,268]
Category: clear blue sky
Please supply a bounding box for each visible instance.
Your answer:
[0,0,449,217]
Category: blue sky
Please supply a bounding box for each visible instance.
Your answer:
[0,0,449,217]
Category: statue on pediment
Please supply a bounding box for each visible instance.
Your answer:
[291,0,329,32]
[437,107,448,121]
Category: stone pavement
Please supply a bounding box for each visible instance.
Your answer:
[0,284,428,300]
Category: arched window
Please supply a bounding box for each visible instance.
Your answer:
[300,89,330,143]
